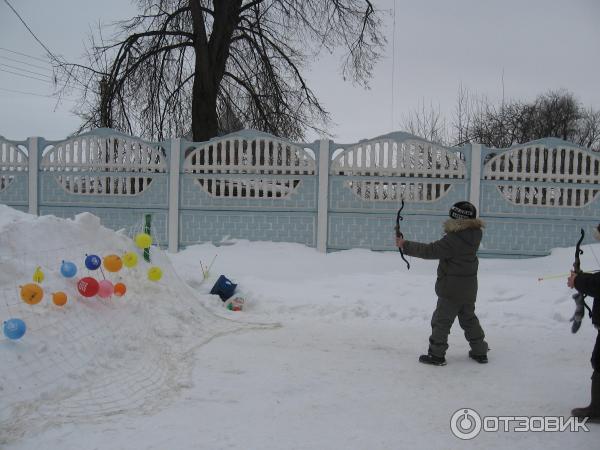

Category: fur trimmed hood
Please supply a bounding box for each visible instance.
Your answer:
[443,218,485,233]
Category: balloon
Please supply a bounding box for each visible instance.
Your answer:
[113,282,127,297]
[77,277,99,297]
[85,254,101,270]
[60,260,77,278]
[51,291,68,306]
[103,255,123,272]
[20,283,44,305]
[148,267,163,282]
[135,233,152,249]
[122,252,138,268]
[97,280,114,298]
[3,318,26,340]
[32,266,44,283]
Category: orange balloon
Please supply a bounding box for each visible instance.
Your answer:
[113,282,127,297]
[20,283,44,305]
[103,254,123,272]
[52,291,68,306]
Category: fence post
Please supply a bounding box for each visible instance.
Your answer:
[168,137,181,253]
[27,136,40,215]
[316,138,330,252]
[469,142,482,213]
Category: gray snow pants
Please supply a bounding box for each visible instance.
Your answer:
[428,297,488,358]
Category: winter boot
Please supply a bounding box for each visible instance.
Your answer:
[419,353,447,366]
[469,350,488,364]
[571,374,600,422]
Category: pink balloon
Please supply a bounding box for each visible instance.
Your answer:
[97,280,114,298]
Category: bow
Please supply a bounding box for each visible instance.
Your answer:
[570,228,592,333]
[395,199,410,270]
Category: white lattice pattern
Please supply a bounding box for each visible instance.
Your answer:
[183,137,315,175]
[41,135,165,172]
[0,139,28,193]
[345,180,452,202]
[484,143,600,207]
[195,178,301,199]
[184,136,315,199]
[332,139,466,178]
[496,185,598,208]
[484,144,600,182]
[40,135,166,196]
[54,174,156,195]
[0,140,28,171]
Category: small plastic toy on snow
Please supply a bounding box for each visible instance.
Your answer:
[224,297,245,312]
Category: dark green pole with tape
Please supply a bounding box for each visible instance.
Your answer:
[143,213,151,262]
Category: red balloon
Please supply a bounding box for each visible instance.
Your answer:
[77,277,99,297]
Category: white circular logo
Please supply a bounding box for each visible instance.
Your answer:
[450,408,482,440]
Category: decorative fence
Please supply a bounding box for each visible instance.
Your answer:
[1,128,599,257]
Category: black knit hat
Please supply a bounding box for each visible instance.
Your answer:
[449,201,477,220]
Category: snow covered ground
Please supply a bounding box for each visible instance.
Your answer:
[0,204,597,449]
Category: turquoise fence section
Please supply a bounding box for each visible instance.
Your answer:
[0,129,598,257]
[0,137,28,212]
[36,129,170,246]
[327,133,470,251]
[327,177,469,251]
[478,138,600,256]
[178,132,320,248]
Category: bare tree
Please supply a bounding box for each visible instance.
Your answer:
[56,0,385,142]
[449,88,600,150]
[452,82,471,146]
[576,107,600,150]
[401,99,449,145]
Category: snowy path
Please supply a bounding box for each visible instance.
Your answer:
[7,320,596,450]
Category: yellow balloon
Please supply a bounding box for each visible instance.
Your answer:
[135,233,152,249]
[20,283,44,305]
[122,252,139,268]
[33,266,44,283]
[147,266,163,282]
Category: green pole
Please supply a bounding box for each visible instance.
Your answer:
[143,213,152,262]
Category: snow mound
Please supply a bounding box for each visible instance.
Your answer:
[0,208,268,446]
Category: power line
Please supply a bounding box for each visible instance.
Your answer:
[0,62,53,80]
[0,67,87,93]
[0,54,52,72]
[2,0,61,63]
[0,67,50,83]
[0,46,49,63]
[0,86,78,102]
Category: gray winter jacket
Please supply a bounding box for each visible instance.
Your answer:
[403,218,484,302]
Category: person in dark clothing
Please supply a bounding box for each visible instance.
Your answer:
[567,227,600,420]
[396,201,489,366]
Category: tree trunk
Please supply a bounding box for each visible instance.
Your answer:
[190,0,242,142]
[191,77,219,142]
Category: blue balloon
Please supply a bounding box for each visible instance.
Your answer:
[85,254,101,270]
[60,260,78,278]
[3,318,26,340]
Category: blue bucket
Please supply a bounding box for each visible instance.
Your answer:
[210,275,237,301]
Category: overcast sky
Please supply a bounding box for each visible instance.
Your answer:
[0,0,599,143]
